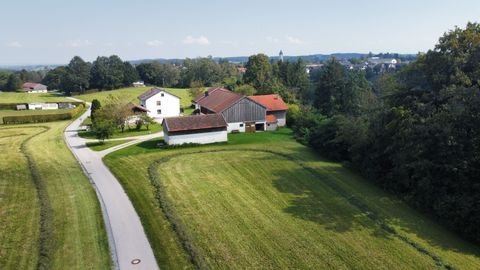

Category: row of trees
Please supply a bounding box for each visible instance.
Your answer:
[40,53,312,102]
[42,56,139,95]
[289,23,480,244]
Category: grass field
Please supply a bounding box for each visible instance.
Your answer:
[105,129,480,269]
[0,92,69,103]
[79,123,162,139]
[0,109,74,124]
[86,139,133,151]
[0,122,111,269]
[74,86,194,114]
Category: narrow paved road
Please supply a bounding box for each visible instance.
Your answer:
[64,102,161,270]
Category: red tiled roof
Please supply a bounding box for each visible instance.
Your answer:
[248,94,288,112]
[163,114,227,132]
[266,114,278,124]
[138,88,180,101]
[194,87,244,113]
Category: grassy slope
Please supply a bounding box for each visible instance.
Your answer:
[0,122,111,269]
[86,139,133,151]
[0,128,42,270]
[74,86,193,114]
[0,92,69,103]
[79,123,162,139]
[105,129,480,270]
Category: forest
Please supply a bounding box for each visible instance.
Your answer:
[289,22,480,244]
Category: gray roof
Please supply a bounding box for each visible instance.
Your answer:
[138,88,180,101]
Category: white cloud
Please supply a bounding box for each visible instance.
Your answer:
[146,40,164,47]
[182,35,210,45]
[285,35,304,45]
[65,39,92,48]
[5,41,22,48]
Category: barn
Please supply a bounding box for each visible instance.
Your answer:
[193,87,267,133]
[22,82,48,93]
[163,114,228,145]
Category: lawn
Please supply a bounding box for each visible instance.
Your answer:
[86,139,133,151]
[105,129,480,269]
[74,86,194,114]
[0,109,74,124]
[0,127,42,270]
[0,122,111,270]
[0,92,69,103]
[79,122,162,139]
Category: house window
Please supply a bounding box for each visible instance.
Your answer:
[239,123,244,127]
[161,93,164,97]
[157,109,162,114]
[157,101,161,106]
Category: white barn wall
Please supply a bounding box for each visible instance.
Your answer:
[226,122,246,133]
[272,111,286,127]
[266,122,278,131]
[165,130,227,145]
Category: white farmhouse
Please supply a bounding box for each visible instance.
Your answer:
[138,88,180,122]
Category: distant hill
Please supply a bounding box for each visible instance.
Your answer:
[128,53,416,65]
[0,53,417,70]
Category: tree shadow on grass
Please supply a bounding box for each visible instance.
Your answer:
[270,158,480,263]
[271,165,391,237]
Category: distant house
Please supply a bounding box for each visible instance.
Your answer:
[132,81,145,87]
[138,88,180,122]
[28,103,58,110]
[22,82,48,93]
[193,87,267,133]
[163,114,228,145]
[248,94,288,131]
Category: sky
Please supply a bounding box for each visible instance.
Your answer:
[1,0,480,65]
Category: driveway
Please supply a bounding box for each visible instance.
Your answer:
[64,101,161,270]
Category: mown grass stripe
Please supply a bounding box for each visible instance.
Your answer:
[149,148,454,270]
[5,126,54,270]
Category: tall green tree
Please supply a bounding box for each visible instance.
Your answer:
[244,53,273,91]
[123,61,139,86]
[42,66,67,90]
[314,59,371,116]
[4,73,22,91]
[64,56,91,94]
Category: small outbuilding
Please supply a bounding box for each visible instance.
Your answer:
[163,114,228,145]
[132,81,145,87]
[248,94,288,130]
[28,103,58,110]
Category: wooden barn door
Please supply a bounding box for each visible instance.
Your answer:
[245,122,256,133]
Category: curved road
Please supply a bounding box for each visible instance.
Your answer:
[64,102,161,270]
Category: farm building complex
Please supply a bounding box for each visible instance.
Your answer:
[193,87,269,133]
